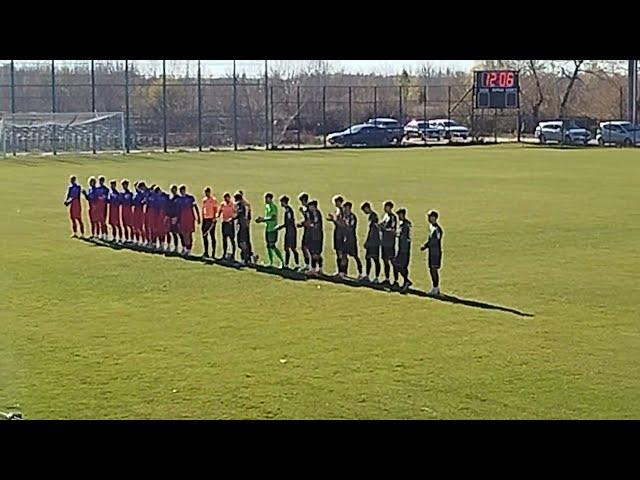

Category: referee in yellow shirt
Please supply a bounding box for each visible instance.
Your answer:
[201,187,219,258]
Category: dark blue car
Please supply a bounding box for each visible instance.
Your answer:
[326,123,398,147]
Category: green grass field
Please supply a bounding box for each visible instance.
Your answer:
[1,144,639,419]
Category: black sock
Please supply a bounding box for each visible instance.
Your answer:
[318,256,323,269]
[311,257,317,269]
[430,269,439,288]
[384,261,390,280]
[393,265,399,283]
[354,256,363,275]
[285,249,291,267]
[374,258,381,277]
[336,255,341,272]
[203,235,209,256]
[293,249,300,265]
[366,257,372,276]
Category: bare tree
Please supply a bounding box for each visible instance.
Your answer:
[558,60,585,118]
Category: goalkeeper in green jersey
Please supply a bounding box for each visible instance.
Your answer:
[255,192,285,268]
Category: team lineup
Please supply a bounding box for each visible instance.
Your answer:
[64,175,444,294]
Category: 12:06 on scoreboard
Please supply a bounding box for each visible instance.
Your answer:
[474,70,520,109]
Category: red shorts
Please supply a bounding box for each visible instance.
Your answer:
[121,205,133,227]
[95,199,107,222]
[69,199,82,220]
[159,215,170,236]
[132,206,144,231]
[179,213,195,235]
[88,202,95,222]
[108,205,121,226]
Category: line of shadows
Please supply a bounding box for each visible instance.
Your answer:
[81,237,533,318]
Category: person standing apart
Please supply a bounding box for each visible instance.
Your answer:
[420,209,444,296]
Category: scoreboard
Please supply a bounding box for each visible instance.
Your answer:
[474,70,520,109]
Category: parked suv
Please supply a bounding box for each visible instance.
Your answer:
[596,121,640,147]
[365,118,405,144]
[534,121,591,145]
[428,119,470,140]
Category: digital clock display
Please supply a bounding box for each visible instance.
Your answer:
[474,70,520,109]
[480,70,516,88]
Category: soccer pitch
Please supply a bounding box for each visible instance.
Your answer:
[1,144,639,419]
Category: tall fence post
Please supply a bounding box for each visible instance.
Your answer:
[270,85,274,149]
[51,60,57,155]
[232,60,238,151]
[162,60,167,153]
[125,60,130,153]
[91,60,96,154]
[10,60,15,156]
[447,86,452,140]
[322,86,327,148]
[517,109,521,142]
[398,86,403,122]
[197,60,202,152]
[494,109,498,143]
[373,86,377,126]
[296,86,301,149]
[264,60,269,150]
[348,86,352,134]
[423,84,427,145]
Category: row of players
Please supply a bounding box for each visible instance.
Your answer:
[64,175,444,294]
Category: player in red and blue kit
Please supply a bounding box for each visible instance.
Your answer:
[146,186,162,250]
[132,182,145,245]
[157,187,172,251]
[64,175,84,238]
[166,185,182,253]
[95,176,110,240]
[83,176,98,238]
[120,179,134,243]
[108,179,123,242]
[177,184,200,256]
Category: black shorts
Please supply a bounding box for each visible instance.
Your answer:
[237,225,250,244]
[381,245,396,261]
[308,235,323,255]
[365,243,380,258]
[265,230,278,248]
[201,218,215,236]
[169,217,180,233]
[284,228,297,248]
[396,250,410,269]
[343,236,358,257]
[222,221,234,238]
[301,230,309,250]
[333,232,345,252]
[428,253,442,269]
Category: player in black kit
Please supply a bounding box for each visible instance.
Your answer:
[278,195,300,270]
[360,202,381,283]
[297,192,312,272]
[395,208,413,291]
[379,200,399,286]
[327,194,346,277]
[341,201,365,280]
[420,209,444,296]
[306,200,324,276]
[234,191,251,264]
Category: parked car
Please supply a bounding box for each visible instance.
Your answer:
[365,118,405,144]
[404,119,443,141]
[427,119,470,140]
[596,121,640,146]
[326,123,398,147]
[534,120,591,145]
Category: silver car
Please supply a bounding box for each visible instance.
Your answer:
[535,121,591,145]
[596,121,640,147]
[428,119,470,140]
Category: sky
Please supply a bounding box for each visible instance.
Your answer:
[0,60,476,77]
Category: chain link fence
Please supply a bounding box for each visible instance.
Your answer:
[0,60,635,154]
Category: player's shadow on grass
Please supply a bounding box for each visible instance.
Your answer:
[82,237,533,317]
